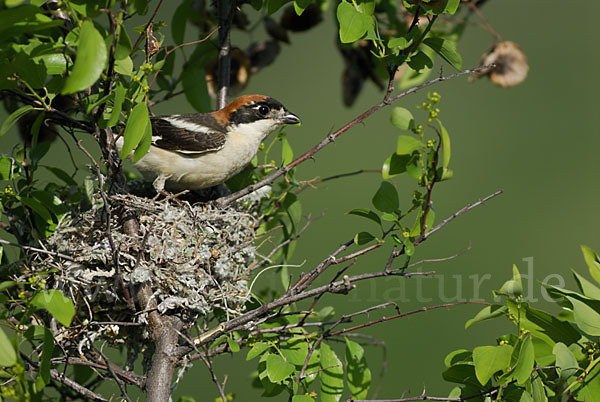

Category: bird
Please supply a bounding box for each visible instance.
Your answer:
[118,94,301,192]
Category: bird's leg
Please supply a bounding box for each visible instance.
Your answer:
[151,174,173,201]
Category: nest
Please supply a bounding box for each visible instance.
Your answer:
[25,193,260,354]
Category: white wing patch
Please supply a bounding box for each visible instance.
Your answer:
[162,117,217,134]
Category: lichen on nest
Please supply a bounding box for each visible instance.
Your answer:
[38,193,258,327]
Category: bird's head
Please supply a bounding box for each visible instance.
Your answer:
[214,95,301,137]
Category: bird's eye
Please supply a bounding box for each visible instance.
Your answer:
[258,105,270,116]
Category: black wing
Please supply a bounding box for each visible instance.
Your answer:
[150,114,227,154]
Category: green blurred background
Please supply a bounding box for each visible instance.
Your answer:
[2,0,600,399]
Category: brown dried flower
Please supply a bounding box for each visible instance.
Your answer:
[471,41,529,87]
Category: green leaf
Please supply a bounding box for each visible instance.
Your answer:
[382,153,412,178]
[283,193,302,230]
[494,264,523,298]
[0,327,16,367]
[135,0,149,16]
[444,349,471,368]
[266,353,295,383]
[41,165,77,186]
[442,364,480,388]
[267,0,289,15]
[62,19,108,94]
[357,0,375,15]
[552,342,578,381]
[407,51,433,71]
[574,361,600,402]
[388,36,411,50]
[337,1,373,43]
[371,181,399,213]
[423,37,462,71]
[390,107,414,130]
[132,118,152,163]
[293,0,312,15]
[346,208,381,225]
[30,289,75,327]
[0,105,34,137]
[403,237,415,256]
[107,81,126,127]
[0,156,11,179]
[345,338,371,399]
[0,6,63,41]
[581,245,600,285]
[0,281,19,292]
[354,231,375,245]
[320,343,343,402]
[465,305,507,329]
[171,0,190,45]
[33,53,67,75]
[438,120,451,169]
[506,299,580,345]
[281,137,294,165]
[431,0,460,14]
[227,337,240,353]
[36,327,54,390]
[531,372,548,402]
[396,135,424,155]
[114,56,133,76]
[247,342,271,360]
[567,296,600,336]
[511,334,535,385]
[292,395,314,402]
[281,337,314,367]
[182,65,211,113]
[572,270,600,299]
[472,345,511,385]
[120,102,150,160]
[18,195,52,222]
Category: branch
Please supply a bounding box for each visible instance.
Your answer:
[328,301,487,338]
[216,64,495,207]
[21,353,108,402]
[52,357,144,388]
[415,189,503,245]
[0,238,75,261]
[216,0,235,108]
[179,189,501,355]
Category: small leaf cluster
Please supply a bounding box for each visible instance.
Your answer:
[444,246,600,401]
[208,308,372,401]
[0,279,75,400]
[347,93,451,257]
[336,0,465,99]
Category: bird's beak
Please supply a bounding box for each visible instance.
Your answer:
[280,112,301,126]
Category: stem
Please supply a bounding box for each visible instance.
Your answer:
[216,0,234,108]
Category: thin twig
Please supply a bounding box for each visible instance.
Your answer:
[216,64,495,207]
[0,239,75,261]
[180,189,501,355]
[129,0,165,57]
[89,341,132,402]
[329,301,487,338]
[21,353,108,402]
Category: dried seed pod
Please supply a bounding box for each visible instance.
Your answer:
[340,43,385,106]
[145,23,161,61]
[264,17,289,43]
[205,48,252,97]
[247,40,281,73]
[471,41,529,87]
[280,3,323,32]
